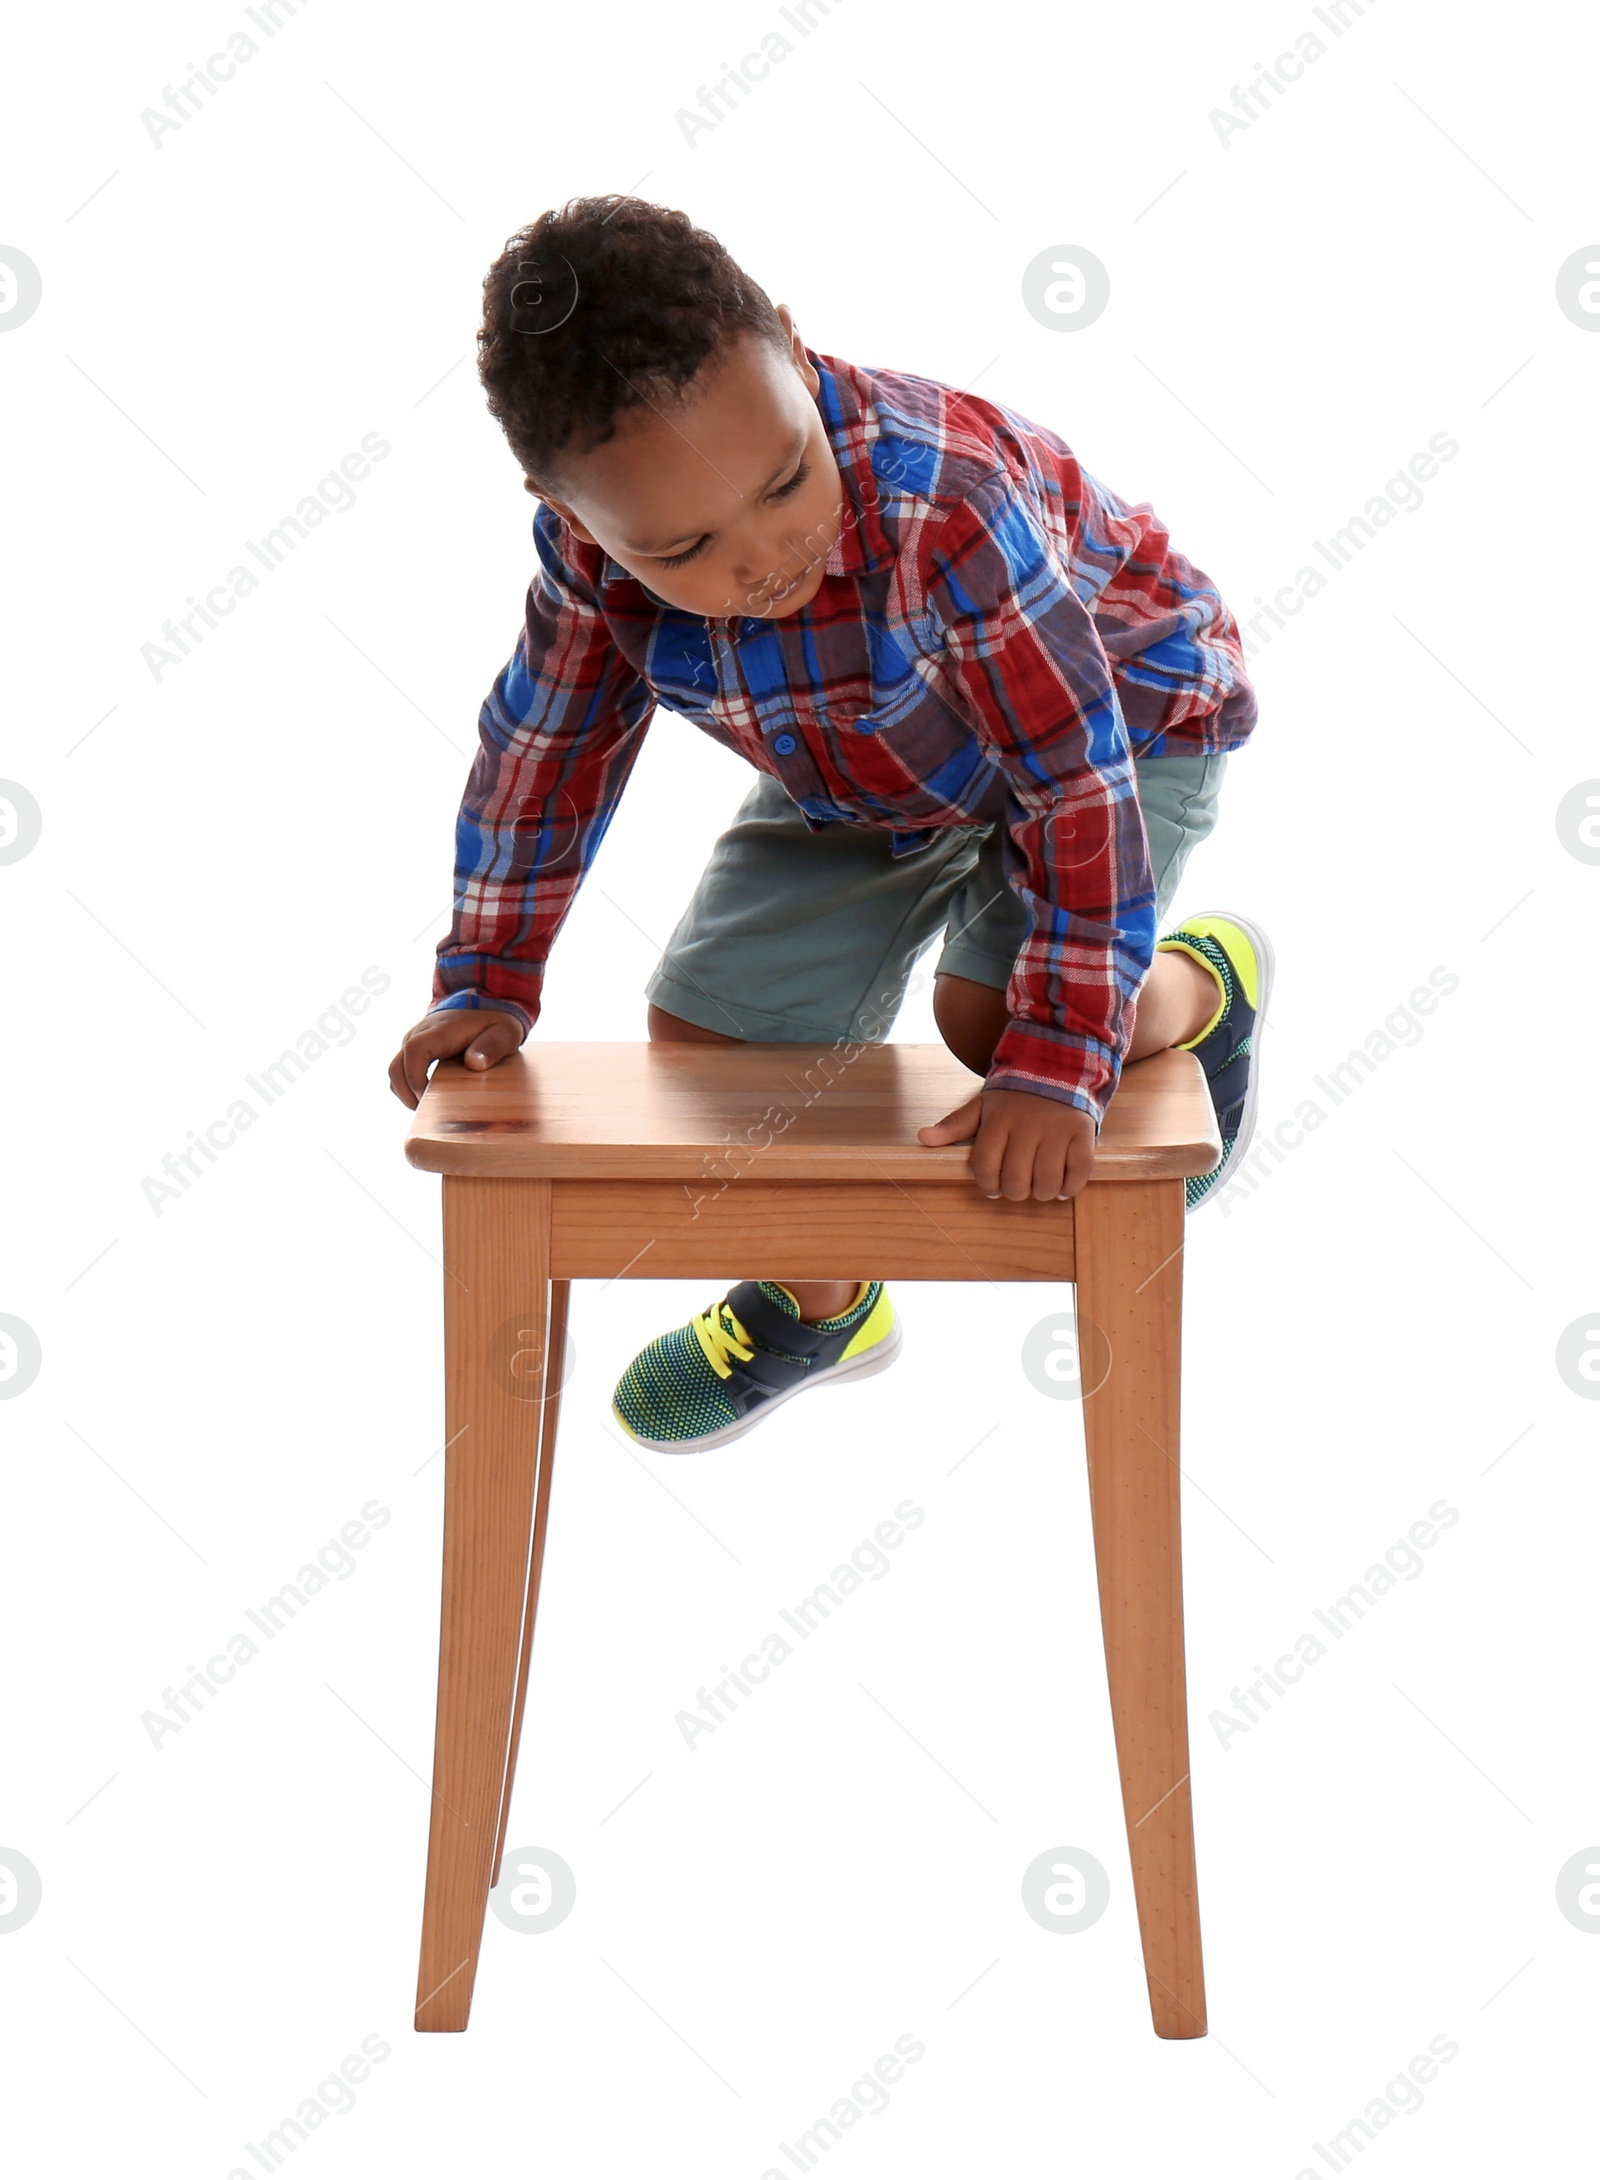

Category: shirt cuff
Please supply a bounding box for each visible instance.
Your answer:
[429,990,537,1035]
[986,1018,1122,1130]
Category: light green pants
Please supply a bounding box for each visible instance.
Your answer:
[646,750,1229,1044]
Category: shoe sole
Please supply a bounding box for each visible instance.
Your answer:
[1182,908,1276,1215]
[615,1318,905,1455]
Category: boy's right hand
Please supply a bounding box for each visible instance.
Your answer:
[388,1008,527,1109]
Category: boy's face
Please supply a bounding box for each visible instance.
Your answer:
[530,305,844,620]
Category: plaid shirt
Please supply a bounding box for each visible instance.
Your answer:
[432,349,1257,1123]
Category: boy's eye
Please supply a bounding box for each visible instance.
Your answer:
[655,460,810,570]
[658,537,708,569]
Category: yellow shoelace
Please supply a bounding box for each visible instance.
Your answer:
[691,1299,756,1381]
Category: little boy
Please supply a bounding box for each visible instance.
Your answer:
[388,197,1272,1454]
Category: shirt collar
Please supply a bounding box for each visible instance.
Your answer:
[808,348,896,580]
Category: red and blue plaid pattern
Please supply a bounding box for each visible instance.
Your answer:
[432,349,1257,1123]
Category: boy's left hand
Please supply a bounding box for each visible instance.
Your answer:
[918,1087,1097,1201]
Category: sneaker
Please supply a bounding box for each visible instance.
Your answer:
[1155,910,1275,1213]
[612,1280,901,1453]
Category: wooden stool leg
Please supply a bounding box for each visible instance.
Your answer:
[1074,1177,1206,2039]
[491,1276,569,1889]
[415,1177,553,2034]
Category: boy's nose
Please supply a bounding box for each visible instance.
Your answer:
[730,543,776,586]
[735,537,796,588]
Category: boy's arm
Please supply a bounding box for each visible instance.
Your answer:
[430,509,654,1035]
[920,470,1157,1132]
[1077,467,1257,750]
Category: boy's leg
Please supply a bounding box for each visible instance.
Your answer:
[931,946,1221,1076]
[617,777,992,1450]
[931,748,1233,1073]
[645,996,859,1321]
[639,772,986,1334]
[616,752,1257,1449]
[932,748,1273,1213]
[617,995,903,1452]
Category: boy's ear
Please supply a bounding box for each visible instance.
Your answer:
[558,508,600,544]
[773,302,818,393]
[525,479,599,546]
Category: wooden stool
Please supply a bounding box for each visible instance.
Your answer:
[404,1041,1220,2036]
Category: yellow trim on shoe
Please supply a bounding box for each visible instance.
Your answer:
[1176,914,1261,1006]
[839,1284,897,1361]
[1199,916,1260,1008]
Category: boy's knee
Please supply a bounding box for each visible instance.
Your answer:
[932,973,1008,1075]
[646,1001,744,1045]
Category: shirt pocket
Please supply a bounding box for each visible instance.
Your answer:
[831,657,986,815]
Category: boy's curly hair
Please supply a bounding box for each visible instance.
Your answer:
[477,197,789,489]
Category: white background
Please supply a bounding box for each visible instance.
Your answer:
[3,0,1597,2172]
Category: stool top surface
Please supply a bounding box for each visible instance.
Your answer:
[404,1042,1221,1182]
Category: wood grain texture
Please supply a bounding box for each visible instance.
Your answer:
[490,1277,568,1893]
[549,1180,1075,1282]
[1075,1178,1206,2039]
[415,1178,552,2034]
[405,1042,1221,1182]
